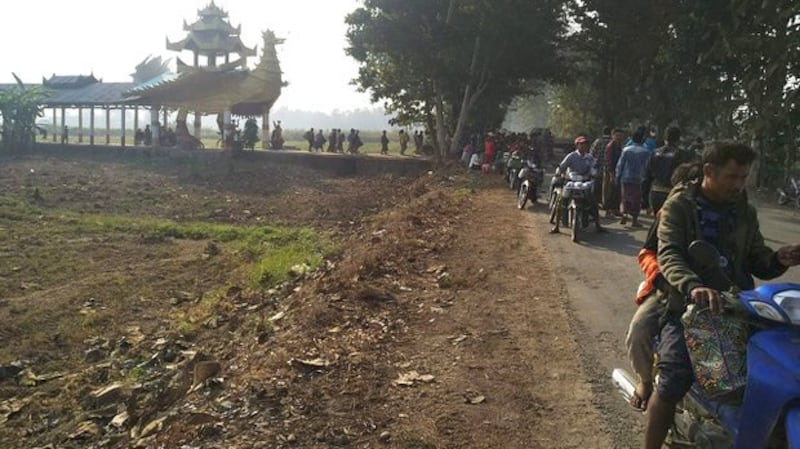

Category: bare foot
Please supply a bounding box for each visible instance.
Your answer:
[629,381,653,412]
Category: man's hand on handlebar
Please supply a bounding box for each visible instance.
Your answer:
[777,244,800,268]
[691,287,721,314]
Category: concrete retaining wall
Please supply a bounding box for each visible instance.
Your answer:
[28,143,434,178]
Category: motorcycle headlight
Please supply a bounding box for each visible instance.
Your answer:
[773,290,800,324]
[749,301,787,322]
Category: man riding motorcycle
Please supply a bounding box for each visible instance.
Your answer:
[549,136,604,234]
[641,141,800,449]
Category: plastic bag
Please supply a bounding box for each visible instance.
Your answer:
[682,305,749,397]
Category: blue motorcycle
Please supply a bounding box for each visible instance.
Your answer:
[613,240,800,448]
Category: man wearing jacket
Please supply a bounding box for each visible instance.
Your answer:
[644,126,696,215]
[644,141,800,449]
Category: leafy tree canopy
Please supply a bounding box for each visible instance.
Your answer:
[346,0,566,157]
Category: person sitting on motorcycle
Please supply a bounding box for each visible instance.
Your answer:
[625,162,704,412]
[642,141,800,449]
[549,136,603,234]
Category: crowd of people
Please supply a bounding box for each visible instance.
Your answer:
[463,125,706,230]
[301,127,430,155]
[458,129,553,173]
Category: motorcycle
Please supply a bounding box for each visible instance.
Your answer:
[563,172,599,243]
[777,176,799,209]
[613,240,800,449]
[517,160,544,209]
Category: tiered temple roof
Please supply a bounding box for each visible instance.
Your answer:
[165,1,256,64]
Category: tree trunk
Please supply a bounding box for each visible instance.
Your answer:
[434,83,448,163]
[449,35,483,158]
[425,107,438,152]
[785,122,797,184]
[433,0,458,164]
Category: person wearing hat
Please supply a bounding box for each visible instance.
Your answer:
[561,135,595,180]
[550,136,604,234]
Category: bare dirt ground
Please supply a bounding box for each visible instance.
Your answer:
[0,152,614,448]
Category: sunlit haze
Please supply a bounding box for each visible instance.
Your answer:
[0,0,375,113]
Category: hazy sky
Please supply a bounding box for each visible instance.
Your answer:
[0,0,375,113]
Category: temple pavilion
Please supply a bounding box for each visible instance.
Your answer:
[0,1,283,149]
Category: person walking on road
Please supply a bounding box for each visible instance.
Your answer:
[604,129,625,217]
[313,129,326,152]
[644,126,697,215]
[591,126,613,209]
[616,128,651,227]
[304,128,314,152]
[380,130,390,155]
[398,130,410,155]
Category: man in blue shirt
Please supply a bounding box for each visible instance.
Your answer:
[616,128,652,227]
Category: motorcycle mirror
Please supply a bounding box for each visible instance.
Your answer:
[688,240,720,270]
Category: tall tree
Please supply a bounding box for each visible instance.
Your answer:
[559,0,739,139]
[346,0,566,160]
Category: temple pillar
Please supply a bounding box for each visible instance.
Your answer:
[120,105,126,147]
[224,53,229,64]
[194,112,202,140]
[223,109,232,149]
[60,107,65,144]
[78,108,83,143]
[89,106,95,146]
[52,108,57,142]
[162,108,168,128]
[151,105,160,145]
[133,107,139,143]
[262,111,269,150]
[105,107,111,145]
[194,51,199,66]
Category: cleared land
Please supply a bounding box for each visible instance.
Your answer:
[0,152,611,448]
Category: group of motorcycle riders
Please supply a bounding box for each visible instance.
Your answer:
[467,126,800,448]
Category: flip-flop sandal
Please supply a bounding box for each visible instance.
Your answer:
[628,391,650,412]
